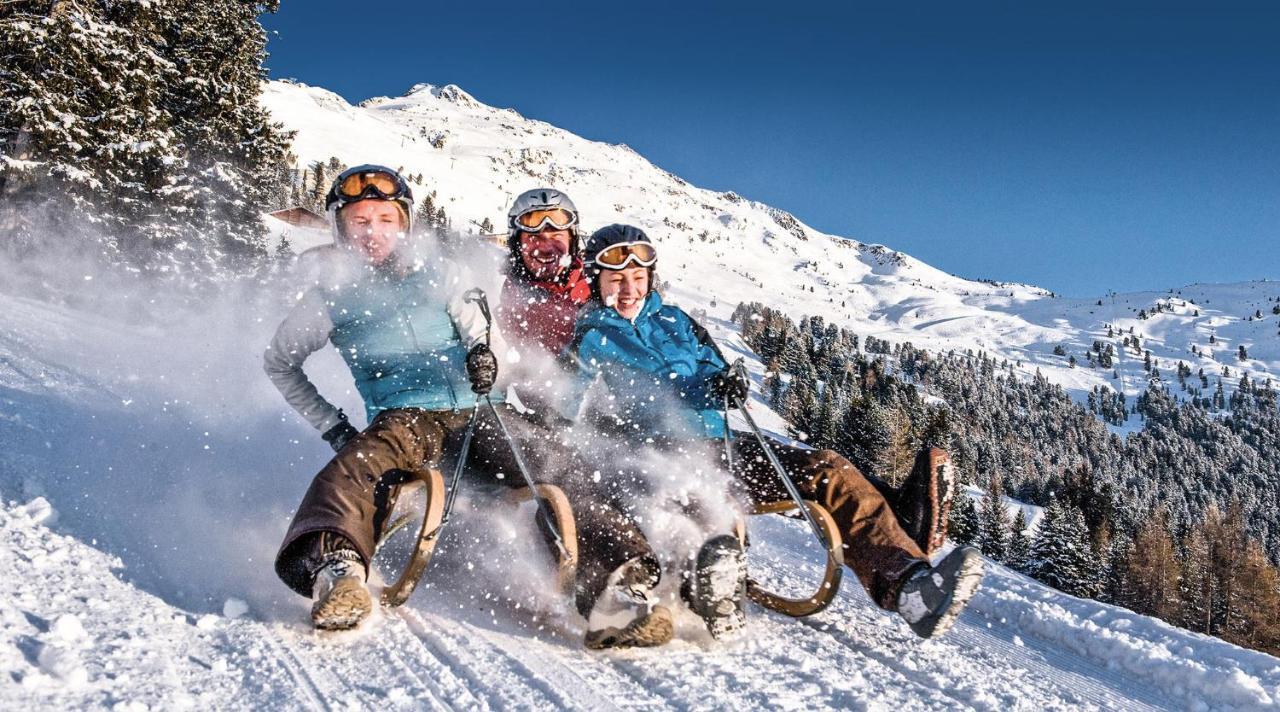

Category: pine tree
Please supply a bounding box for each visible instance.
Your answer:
[948,494,980,546]
[779,335,809,376]
[781,369,819,440]
[274,232,293,262]
[840,395,890,477]
[1179,525,1214,634]
[1027,498,1101,599]
[918,408,954,452]
[160,0,292,263]
[310,162,330,212]
[1100,532,1135,606]
[814,383,846,450]
[763,371,784,409]
[1,1,290,268]
[1,1,179,252]
[977,476,1010,563]
[1007,508,1032,573]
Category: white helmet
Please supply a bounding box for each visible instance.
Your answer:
[507,188,579,248]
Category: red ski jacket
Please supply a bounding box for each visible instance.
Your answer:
[498,258,592,356]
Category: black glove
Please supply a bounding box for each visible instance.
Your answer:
[709,365,750,405]
[321,411,359,453]
[466,343,498,395]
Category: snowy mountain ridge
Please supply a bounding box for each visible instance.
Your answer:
[263,79,1278,418]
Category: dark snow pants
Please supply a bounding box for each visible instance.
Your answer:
[562,437,739,617]
[276,406,550,597]
[728,437,928,611]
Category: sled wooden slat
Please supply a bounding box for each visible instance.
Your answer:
[508,484,579,598]
[746,499,845,618]
[379,468,446,608]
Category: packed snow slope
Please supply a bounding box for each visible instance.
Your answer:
[264,79,1278,418]
[2,79,1278,709]
[2,274,1278,711]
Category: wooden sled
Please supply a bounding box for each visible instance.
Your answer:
[744,499,845,618]
[372,469,836,617]
[374,469,578,607]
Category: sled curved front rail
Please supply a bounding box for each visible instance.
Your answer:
[746,499,845,617]
[379,469,446,608]
[377,478,579,608]
[508,484,579,598]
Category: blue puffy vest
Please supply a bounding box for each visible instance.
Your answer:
[322,265,495,419]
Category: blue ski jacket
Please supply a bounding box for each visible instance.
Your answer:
[566,292,727,440]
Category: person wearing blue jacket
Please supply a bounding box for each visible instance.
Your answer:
[266,166,516,631]
[566,224,985,644]
[560,225,746,648]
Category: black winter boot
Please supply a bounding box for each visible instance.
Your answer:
[896,545,984,639]
[682,534,748,640]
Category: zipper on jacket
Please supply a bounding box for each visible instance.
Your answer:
[402,303,460,412]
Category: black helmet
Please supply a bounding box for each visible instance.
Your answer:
[583,224,658,299]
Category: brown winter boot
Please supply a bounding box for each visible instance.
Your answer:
[584,606,675,650]
[898,447,955,556]
[310,550,372,630]
[584,556,673,650]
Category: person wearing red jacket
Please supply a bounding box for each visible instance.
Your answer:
[493,189,966,646]
[496,189,673,649]
[497,188,592,356]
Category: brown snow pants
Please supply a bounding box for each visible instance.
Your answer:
[276,406,550,597]
[275,405,655,607]
[729,437,927,610]
[565,435,931,615]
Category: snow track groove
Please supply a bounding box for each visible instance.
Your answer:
[400,606,574,710]
[952,607,1171,711]
[262,634,335,712]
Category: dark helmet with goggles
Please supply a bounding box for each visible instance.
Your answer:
[583,224,658,300]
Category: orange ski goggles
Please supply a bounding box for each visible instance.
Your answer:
[335,169,407,201]
[513,207,578,232]
[593,241,657,270]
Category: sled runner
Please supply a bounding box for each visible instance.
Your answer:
[373,472,838,615]
[375,468,446,607]
[743,499,845,617]
[725,358,846,618]
[374,471,579,607]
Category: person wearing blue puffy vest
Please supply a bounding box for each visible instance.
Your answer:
[564,225,985,645]
[265,165,517,631]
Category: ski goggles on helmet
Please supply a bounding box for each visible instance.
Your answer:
[593,241,657,270]
[334,168,409,203]
[513,207,578,233]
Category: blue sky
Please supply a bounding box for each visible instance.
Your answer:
[261,1,1279,297]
